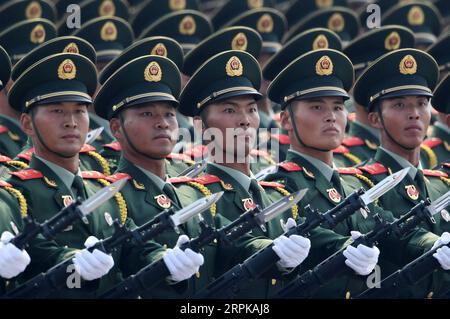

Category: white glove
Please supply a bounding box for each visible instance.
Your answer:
[343,231,380,276]
[432,232,450,270]
[72,236,114,281]
[0,231,31,279]
[273,218,311,269]
[163,235,204,283]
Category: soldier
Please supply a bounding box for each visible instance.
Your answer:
[0,0,56,30]
[334,25,416,167]
[0,19,57,158]
[264,47,450,298]
[420,33,450,168]
[178,49,378,298]
[94,53,312,298]
[5,52,202,298]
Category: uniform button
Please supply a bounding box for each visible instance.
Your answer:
[195,272,200,279]
[427,291,434,299]
[163,244,167,249]
[271,279,277,286]
[345,291,351,299]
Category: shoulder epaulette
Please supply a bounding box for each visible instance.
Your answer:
[184,145,208,159]
[342,137,365,147]
[443,163,450,169]
[194,174,221,185]
[0,180,12,187]
[423,169,448,178]
[17,148,34,162]
[0,155,12,162]
[270,133,290,145]
[10,169,43,180]
[258,180,284,188]
[0,125,8,134]
[359,163,388,175]
[337,167,363,175]
[80,144,97,153]
[166,153,194,163]
[278,162,302,172]
[333,145,350,154]
[106,173,132,183]
[422,138,442,149]
[168,176,194,184]
[103,141,122,152]
[81,171,106,179]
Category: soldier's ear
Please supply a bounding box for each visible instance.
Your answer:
[20,113,34,137]
[368,111,383,129]
[280,110,292,131]
[110,117,122,140]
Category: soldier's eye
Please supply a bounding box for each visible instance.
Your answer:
[141,112,152,117]
[224,108,235,113]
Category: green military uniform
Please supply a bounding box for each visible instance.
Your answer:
[260,28,343,163]
[94,53,277,298]
[6,52,166,298]
[333,26,416,167]
[381,1,441,47]
[421,35,450,169]
[353,48,449,234]
[266,48,447,298]
[178,50,352,298]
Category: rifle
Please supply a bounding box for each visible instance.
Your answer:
[194,168,409,298]
[356,191,450,299]
[5,192,222,299]
[278,191,449,299]
[99,190,306,299]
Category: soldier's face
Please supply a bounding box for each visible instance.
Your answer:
[22,102,89,157]
[370,96,431,149]
[203,95,259,160]
[112,102,178,158]
[282,96,347,150]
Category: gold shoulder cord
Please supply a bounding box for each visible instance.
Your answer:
[342,152,362,165]
[420,144,438,169]
[186,181,217,217]
[6,160,29,170]
[273,187,298,220]
[87,151,111,176]
[4,186,28,218]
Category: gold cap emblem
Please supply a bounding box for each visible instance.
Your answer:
[63,42,80,54]
[316,0,333,8]
[99,0,116,16]
[226,56,243,77]
[257,14,274,33]
[101,21,118,41]
[30,24,46,44]
[312,34,329,50]
[151,43,168,57]
[315,55,333,76]
[385,31,401,51]
[328,13,345,33]
[408,6,425,26]
[247,0,263,9]
[231,32,248,51]
[145,61,162,82]
[399,54,417,75]
[405,184,419,200]
[58,59,77,80]
[26,1,42,19]
[170,0,186,10]
[179,15,196,35]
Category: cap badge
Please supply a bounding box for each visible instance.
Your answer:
[316,55,333,76]
[226,56,243,77]
[58,59,77,80]
[145,61,162,82]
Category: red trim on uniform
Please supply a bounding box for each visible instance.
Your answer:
[333,145,349,154]
[422,138,442,149]
[423,169,448,178]
[258,181,284,188]
[342,137,365,147]
[166,153,192,162]
[0,155,12,162]
[168,176,193,184]
[184,145,208,159]
[278,162,302,171]
[17,148,34,161]
[10,169,43,180]
[0,125,8,134]
[270,134,290,145]
[194,174,221,185]
[0,180,12,187]
[80,144,97,153]
[337,167,363,175]
[80,171,106,179]
[106,173,132,183]
[103,141,122,152]
[250,149,271,158]
[359,163,388,175]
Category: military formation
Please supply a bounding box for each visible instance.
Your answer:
[0,0,449,299]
